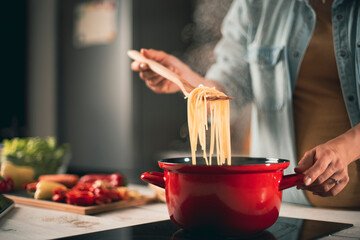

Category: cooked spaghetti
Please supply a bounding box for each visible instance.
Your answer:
[187,85,231,165]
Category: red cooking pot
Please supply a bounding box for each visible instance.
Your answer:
[141,157,303,236]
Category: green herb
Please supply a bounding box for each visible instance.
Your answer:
[1,137,70,178]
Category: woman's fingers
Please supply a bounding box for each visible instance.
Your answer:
[144,77,166,88]
[319,181,346,196]
[131,57,167,87]
[304,173,348,197]
[140,70,163,82]
[141,48,168,63]
[311,163,338,185]
[145,79,175,94]
[145,80,163,93]
[295,149,316,185]
[305,148,346,187]
[131,61,149,72]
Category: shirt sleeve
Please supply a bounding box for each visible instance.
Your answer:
[205,0,253,111]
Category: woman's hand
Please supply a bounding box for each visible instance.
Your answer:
[130,49,206,94]
[295,124,360,197]
[295,143,349,197]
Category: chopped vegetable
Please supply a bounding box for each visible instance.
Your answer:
[25,181,38,197]
[52,187,68,202]
[55,180,123,206]
[38,174,79,188]
[0,161,35,189]
[78,173,126,187]
[66,191,95,206]
[117,187,142,200]
[117,187,131,201]
[0,176,14,193]
[34,181,67,200]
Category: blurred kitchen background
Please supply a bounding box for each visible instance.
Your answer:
[1,0,250,184]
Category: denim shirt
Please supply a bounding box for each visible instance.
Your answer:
[206,0,360,205]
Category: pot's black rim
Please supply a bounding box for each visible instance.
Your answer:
[159,156,289,166]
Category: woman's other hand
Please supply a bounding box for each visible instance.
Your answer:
[295,124,360,197]
[295,143,349,197]
[130,48,205,94]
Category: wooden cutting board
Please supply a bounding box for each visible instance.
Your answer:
[4,192,157,215]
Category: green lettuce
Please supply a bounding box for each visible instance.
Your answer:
[1,137,70,178]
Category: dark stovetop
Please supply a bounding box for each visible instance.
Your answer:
[57,217,353,240]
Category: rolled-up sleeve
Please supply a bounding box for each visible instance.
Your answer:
[205,0,253,111]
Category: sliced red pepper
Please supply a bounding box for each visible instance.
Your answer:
[52,187,68,202]
[0,180,6,193]
[5,177,14,192]
[66,190,95,206]
[92,188,112,205]
[25,181,38,192]
[94,194,112,205]
[108,173,126,187]
[78,173,126,187]
[53,187,68,195]
[52,194,64,202]
[0,176,14,193]
[72,182,93,191]
[108,189,121,201]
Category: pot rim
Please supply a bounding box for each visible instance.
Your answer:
[158,156,290,174]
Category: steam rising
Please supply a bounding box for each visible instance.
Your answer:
[181,0,233,76]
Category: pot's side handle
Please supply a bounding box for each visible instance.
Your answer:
[279,173,304,191]
[141,171,165,189]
